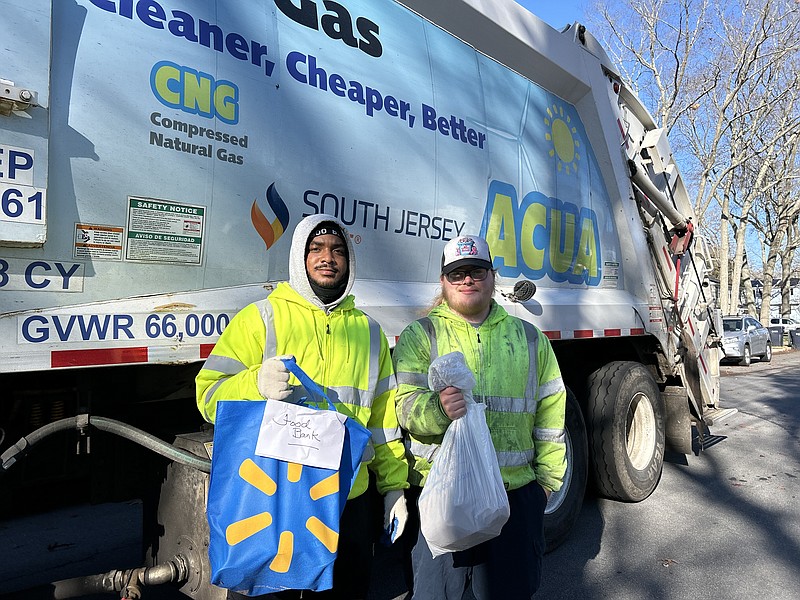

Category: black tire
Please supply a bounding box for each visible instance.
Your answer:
[760,342,772,363]
[739,344,751,366]
[544,388,587,553]
[586,361,665,503]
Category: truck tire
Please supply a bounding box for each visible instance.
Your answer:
[586,361,665,502]
[544,388,587,553]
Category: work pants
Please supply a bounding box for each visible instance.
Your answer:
[409,480,548,600]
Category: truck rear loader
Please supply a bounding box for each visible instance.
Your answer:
[0,0,725,597]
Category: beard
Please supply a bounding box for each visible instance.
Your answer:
[309,266,347,289]
[442,281,494,319]
[307,267,349,304]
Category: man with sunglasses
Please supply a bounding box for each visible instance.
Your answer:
[393,234,566,599]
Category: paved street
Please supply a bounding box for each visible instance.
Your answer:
[535,347,800,599]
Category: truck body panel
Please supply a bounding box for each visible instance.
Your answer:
[6,0,654,350]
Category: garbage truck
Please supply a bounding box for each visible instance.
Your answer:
[0,0,725,597]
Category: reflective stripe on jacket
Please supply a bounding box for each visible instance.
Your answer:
[393,300,567,491]
[196,281,408,497]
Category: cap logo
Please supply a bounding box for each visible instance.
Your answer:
[455,237,479,257]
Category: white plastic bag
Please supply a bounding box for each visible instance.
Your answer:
[418,352,511,557]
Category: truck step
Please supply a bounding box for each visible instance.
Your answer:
[698,407,739,427]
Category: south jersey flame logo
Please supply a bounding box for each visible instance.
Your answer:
[251,183,290,249]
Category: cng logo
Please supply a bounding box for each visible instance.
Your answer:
[150,61,239,124]
[480,180,602,286]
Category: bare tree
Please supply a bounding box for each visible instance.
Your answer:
[782,218,800,315]
[591,0,713,134]
[589,0,800,315]
[750,131,800,323]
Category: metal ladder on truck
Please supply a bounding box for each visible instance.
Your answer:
[617,87,734,440]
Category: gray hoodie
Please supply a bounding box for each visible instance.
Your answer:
[288,213,356,313]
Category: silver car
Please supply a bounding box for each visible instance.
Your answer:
[722,315,772,366]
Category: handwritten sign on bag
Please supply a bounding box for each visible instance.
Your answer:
[255,401,347,470]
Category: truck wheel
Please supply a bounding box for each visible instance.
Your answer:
[544,388,587,552]
[739,344,751,366]
[586,361,665,502]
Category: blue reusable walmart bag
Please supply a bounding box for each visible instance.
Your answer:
[206,358,372,595]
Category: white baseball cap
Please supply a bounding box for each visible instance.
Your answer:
[441,235,493,275]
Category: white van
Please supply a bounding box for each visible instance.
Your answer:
[770,317,800,332]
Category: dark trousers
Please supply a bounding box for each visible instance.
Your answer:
[228,491,373,600]
[409,480,548,600]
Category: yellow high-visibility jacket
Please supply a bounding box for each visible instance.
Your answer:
[393,300,567,491]
[196,281,409,498]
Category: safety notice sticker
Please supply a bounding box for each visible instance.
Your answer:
[125,197,205,265]
[74,223,124,260]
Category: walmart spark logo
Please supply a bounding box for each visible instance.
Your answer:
[544,103,581,175]
[251,183,290,249]
[225,459,340,573]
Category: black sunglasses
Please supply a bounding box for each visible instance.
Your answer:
[445,268,489,283]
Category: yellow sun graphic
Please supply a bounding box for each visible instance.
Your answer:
[544,103,581,175]
[224,459,340,573]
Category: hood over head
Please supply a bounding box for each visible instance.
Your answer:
[289,213,356,311]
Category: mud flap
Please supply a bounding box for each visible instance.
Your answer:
[663,385,692,455]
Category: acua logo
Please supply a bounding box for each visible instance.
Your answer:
[274,0,382,58]
[480,180,602,286]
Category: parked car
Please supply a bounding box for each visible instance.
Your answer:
[722,315,772,366]
[769,317,800,332]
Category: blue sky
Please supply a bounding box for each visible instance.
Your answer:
[514,0,587,29]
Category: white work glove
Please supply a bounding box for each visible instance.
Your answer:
[257,355,294,401]
[383,489,408,544]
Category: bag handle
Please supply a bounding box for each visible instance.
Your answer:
[281,356,336,412]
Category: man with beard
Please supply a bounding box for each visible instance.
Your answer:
[393,234,567,599]
[196,214,409,599]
